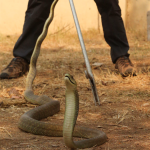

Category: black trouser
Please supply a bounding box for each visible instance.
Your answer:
[13,0,129,64]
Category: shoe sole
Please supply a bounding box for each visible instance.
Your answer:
[0,73,25,79]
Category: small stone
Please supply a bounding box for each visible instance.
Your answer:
[92,62,103,67]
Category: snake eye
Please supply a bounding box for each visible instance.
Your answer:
[70,75,74,79]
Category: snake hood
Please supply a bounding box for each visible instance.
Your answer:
[64,74,77,90]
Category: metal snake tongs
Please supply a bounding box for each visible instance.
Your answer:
[69,0,100,105]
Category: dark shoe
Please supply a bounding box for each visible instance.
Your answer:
[115,56,136,77]
[0,57,29,79]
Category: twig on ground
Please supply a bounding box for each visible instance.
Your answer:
[117,110,128,124]
[0,127,12,137]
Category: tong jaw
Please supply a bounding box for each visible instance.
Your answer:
[85,70,100,105]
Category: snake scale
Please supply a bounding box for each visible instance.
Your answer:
[18,0,107,149]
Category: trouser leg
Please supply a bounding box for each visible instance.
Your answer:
[13,0,54,63]
[94,0,129,63]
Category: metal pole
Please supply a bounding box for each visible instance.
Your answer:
[147,11,150,41]
[69,0,92,74]
[69,0,100,105]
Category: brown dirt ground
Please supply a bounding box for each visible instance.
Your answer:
[0,29,150,150]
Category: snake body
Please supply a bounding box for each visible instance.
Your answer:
[18,0,107,149]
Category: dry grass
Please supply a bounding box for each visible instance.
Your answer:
[0,29,150,149]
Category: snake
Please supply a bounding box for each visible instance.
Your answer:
[18,0,108,149]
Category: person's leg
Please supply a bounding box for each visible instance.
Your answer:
[94,0,135,76]
[0,0,54,79]
[13,0,54,63]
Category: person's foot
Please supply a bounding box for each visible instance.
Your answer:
[115,56,136,77]
[0,57,29,79]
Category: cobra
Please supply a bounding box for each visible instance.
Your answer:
[18,0,107,149]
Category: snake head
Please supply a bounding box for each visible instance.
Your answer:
[64,74,77,90]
